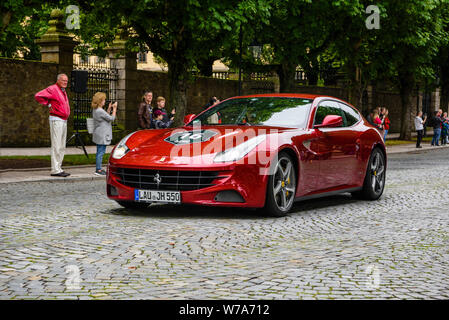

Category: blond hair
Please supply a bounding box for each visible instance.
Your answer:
[156,96,165,103]
[92,92,106,109]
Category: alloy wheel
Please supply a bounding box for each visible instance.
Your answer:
[272,156,296,212]
[369,150,385,196]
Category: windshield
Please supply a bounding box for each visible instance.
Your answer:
[190,97,313,128]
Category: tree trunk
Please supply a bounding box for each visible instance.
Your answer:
[277,62,297,93]
[398,70,415,140]
[440,63,449,114]
[302,56,319,86]
[345,62,362,108]
[167,60,188,127]
[305,69,318,86]
[1,11,12,34]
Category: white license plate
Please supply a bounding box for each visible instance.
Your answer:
[134,189,181,203]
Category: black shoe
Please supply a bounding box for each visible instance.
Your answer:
[51,172,70,177]
[416,146,422,148]
[94,170,106,176]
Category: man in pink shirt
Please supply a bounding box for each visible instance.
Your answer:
[35,74,71,177]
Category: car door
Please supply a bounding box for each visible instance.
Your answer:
[337,102,364,185]
[313,100,359,190]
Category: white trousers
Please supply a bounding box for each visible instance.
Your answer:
[49,120,67,174]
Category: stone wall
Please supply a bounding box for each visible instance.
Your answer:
[371,90,415,133]
[0,58,61,147]
[291,85,350,102]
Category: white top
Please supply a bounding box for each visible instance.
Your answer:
[49,115,66,122]
[414,116,424,131]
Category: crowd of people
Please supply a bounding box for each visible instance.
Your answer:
[366,107,390,141]
[137,91,176,130]
[415,109,449,148]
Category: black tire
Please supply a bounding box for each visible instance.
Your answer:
[116,200,151,209]
[352,147,386,200]
[263,152,297,217]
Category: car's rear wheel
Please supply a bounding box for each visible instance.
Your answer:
[116,200,150,209]
[352,147,386,200]
[263,152,297,217]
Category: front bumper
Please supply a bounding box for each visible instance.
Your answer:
[106,163,269,208]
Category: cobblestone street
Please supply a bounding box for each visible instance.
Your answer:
[1,148,449,300]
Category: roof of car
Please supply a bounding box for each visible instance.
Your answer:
[231,93,334,100]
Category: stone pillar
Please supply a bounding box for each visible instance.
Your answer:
[35,9,77,76]
[106,36,138,132]
[432,88,441,112]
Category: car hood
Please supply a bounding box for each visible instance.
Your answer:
[112,125,297,167]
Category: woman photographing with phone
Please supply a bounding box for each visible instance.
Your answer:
[92,92,117,176]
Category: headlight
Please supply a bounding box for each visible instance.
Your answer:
[214,135,266,163]
[111,132,135,159]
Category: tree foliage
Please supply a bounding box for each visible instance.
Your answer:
[0,0,58,59]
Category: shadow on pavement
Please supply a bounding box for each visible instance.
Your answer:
[103,193,360,220]
[105,203,263,220]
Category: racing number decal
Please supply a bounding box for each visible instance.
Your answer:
[164,130,217,145]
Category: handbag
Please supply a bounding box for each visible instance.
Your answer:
[86,118,94,134]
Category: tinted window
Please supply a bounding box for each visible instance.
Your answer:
[192,97,313,128]
[314,101,343,126]
[338,102,360,127]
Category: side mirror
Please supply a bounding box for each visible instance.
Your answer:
[314,115,343,129]
[184,114,196,125]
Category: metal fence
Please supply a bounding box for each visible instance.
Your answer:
[71,56,119,131]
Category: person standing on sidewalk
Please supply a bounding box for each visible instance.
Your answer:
[92,92,117,176]
[382,108,390,141]
[442,112,449,145]
[153,96,175,126]
[431,110,443,146]
[138,90,153,129]
[441,117,449,146]
[415,111,426,148]
[34,74,71,177]
[152,109,173,129]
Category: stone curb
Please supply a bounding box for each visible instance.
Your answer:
[0,164,96,173]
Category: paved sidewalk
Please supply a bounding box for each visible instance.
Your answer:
[0,145,114,157]
[1,143,448,184]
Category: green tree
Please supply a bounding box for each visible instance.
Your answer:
[378,0,445,140]
[434,0,449,114]
[223,0,339,92]
[0,1,58,59]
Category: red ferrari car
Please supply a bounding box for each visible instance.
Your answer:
[107,94,386,216]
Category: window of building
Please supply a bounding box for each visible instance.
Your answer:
[137,52,147,63]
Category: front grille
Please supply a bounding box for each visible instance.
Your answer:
[111,167,226,191]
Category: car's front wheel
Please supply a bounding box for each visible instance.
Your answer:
[116,201,150,209]
[263,152,297,217]
[352,147,386,200]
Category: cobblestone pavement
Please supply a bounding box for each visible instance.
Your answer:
[1,148,448,300]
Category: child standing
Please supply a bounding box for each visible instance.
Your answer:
[441,120,449,146]
[152,109,173,129]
